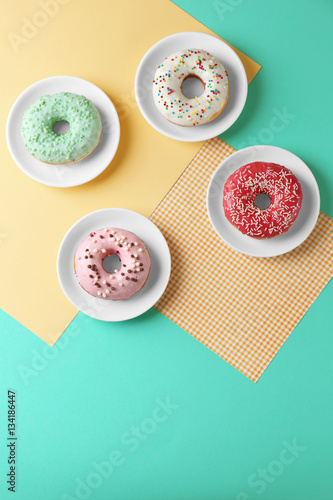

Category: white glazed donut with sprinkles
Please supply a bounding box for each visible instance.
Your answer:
[74,228,151,300]
[153,49,229,126]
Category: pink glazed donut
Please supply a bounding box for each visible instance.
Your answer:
[74,228,151,300]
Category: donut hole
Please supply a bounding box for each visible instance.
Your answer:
[102,254,121,273]
[181,75,205,99]
[255,193,271,210]
[53,120,70,135]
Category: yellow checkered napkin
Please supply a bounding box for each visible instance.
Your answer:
[150,137,333,382]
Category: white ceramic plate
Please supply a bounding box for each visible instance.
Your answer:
[57,208,171,321]
[207,145,320,257]
[134,31,248,142]
[6,76,120,187]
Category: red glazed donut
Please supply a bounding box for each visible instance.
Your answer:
[223,162,303,239]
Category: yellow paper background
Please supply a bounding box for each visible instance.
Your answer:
[0,0,261,345]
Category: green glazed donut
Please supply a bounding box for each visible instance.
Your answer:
[21,92,102,164]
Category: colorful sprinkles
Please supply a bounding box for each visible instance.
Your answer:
[153,49,229,126]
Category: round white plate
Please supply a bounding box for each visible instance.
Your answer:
[207,145,320,257]
[6,76,120,188]
[134,31,248,142]
[57,208,171,321]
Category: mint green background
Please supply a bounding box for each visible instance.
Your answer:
[1,1,333,499]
